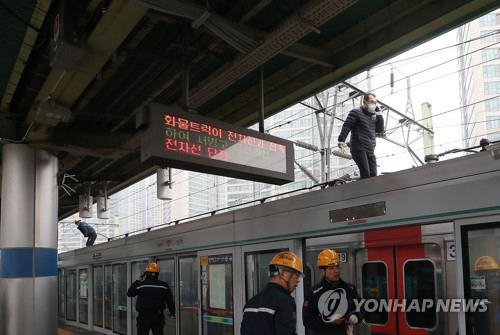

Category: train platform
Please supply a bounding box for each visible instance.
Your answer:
[58,322,102,335]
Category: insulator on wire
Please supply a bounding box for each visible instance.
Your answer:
[338,173,351,181]
[295,162,319,184]
[295,140,319,152]
[332,150,352,160]
[328,174,351,187]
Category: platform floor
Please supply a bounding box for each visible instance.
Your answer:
[58,322,103,335]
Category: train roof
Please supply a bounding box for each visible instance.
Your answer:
[58,146,500,266]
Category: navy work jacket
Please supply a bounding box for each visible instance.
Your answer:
[77,222,96,237]
[241,282,297,335]
[303,277,365,335]
[127,275,176,316]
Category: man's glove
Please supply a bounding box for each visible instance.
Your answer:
[329,314,345,325]
[347,314,358,324]
[375,106,382,116]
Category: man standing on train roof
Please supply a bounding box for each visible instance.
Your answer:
[74,218,97,246]
[241,251,304,335]
[303,249,365,335]
[127,262,176,335]
[338,92,384,179]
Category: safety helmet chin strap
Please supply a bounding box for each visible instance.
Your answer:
[279,268,292,292]
[270,265,290,292]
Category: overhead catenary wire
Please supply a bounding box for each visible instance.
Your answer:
[83,27,500,239]
[67,28,500,239]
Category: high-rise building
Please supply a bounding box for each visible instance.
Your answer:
[170,171,226,220]
[225,84,363,206]
[457,9,500,146]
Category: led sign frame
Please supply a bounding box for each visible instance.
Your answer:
[329,201,387,223]
[139,103,294,185]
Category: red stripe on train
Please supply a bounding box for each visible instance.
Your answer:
[365,225,422,248]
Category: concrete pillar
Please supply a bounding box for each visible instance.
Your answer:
[0,144,58,335]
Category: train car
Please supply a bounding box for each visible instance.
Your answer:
[58,147,500,335]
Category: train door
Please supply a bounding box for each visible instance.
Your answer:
[457,220,500,335]
[158,258,176,335]
[58,269,66,320]
[92,264,106,334]
[197,241,302,335]
[240,241,304,335]
[78,267,90,328]
[64,267,91,330]
[104,264,113,331]
[75,262,124,334]
[358,227,442,335]
[65,269,78,325]
[179,255,199,335]
[112,262,128,334]
[199,247,237,335]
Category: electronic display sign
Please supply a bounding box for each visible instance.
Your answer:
[329,201,386,223]
[139,103,294,185]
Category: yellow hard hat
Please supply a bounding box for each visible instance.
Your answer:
[74,219,81,224]
[269,251,303,274]
[146,263,160,273]
[317,249,340,267]
[474,256,499,271]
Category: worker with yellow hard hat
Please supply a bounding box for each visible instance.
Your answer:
[241,251,303,335]
[127,263,176,335]
[303,249,365,335]
[474,255,499,272]
[470,255,498,335]
[74,218,97,246]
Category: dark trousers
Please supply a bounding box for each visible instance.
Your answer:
[137,310,165,335]
[86,232,97,246]
[351,149,377,179]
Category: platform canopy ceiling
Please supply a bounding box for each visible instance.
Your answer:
[1,0,498,220]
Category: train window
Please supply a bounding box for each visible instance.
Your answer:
[244,250,284,301]
[58,269,65,318]
[104,265,112,330]
[66,270,77,321]
[304,263,313,289]
[361,262,389,324]
[179,256,199,335]
[78,269,89,324]
[112,263,127,334]
[201,254,234,335]
[158,259,176,335]
[403,260,436,329]
[462,222,500,335]
[93,266,104,328]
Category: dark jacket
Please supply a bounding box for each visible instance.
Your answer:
[127,275,176,316]
[303,277,365,335]
[77,222,96,237]
[338,107,384,152]
[241,282,297,335]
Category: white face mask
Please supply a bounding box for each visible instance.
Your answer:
[367,104,377,113]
